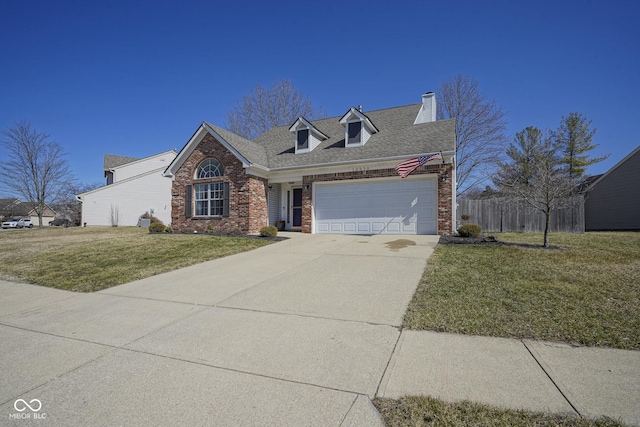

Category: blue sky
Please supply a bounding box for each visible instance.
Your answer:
[1,0,638,196]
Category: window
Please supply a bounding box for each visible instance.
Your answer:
[195,182,226,216]
[196,158,223,178]
[347,122,362,145]
[297,129,309,150]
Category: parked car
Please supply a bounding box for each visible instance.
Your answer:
[1,218,33,229]
[49,218,72,227]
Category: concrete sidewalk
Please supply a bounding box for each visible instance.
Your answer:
[1,232,639,426]
[378,331,640,425]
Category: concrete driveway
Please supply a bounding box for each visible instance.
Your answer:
[0,232,437,426]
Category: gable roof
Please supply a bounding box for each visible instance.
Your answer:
[339,107,380,133]
[585,145,640,191]
[289,117,330,140]
[255,103,455,169]
[0,198,20,209]
[0,200,56,217]
[104,154,141,170]
[165,102,456,175]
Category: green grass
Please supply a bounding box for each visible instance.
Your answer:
[403,232,640,350]
[0,227,273,292]
[373,396,626,427]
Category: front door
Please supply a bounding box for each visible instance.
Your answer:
[292,188,302,227]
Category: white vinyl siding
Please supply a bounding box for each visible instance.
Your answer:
[80,168,173,226]
[314,178,437,235]
[268,183,281,225]
[111,152,176,182]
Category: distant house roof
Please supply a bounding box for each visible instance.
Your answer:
[579,174,603,192]
[0,198,20,209]
[166,103,456,176]
[104,154,141,170]
[0,200,56,217]
[0,198,21,217]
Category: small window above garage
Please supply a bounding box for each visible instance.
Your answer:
[339,107,378,147]
[289,117,329,154]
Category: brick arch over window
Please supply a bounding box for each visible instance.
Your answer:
[195,158,224,178]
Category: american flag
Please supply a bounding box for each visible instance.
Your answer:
[395,153,443,178]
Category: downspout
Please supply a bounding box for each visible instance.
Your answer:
[451,155,457,234]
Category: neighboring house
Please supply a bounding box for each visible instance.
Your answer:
[585,145,640,231]
[164,93,456,235]
[77,150,177,226]
[23,203,57,226]
[0,198,56,225]
[0,198,22,221]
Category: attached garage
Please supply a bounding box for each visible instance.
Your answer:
[313,178,438,235]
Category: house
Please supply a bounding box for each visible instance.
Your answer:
[585,145,640,231]
[0,198,56,225]
[163,93,456,235]
[77,150,177,226]
[0,198,22,221]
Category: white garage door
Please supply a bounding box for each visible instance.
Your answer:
[314,178,437,235]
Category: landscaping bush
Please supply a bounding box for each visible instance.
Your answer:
[457,223,482,237]
[259,226,278,238]
[140,211,162,224]
[148,221,166,233]
[164,226,173,233]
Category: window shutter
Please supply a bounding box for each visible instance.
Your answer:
[222,182,230,217]
[185,185,192,218]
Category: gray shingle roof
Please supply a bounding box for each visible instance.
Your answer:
[103,154,141,170]
[203,123,269,166]
[235,103,455,169]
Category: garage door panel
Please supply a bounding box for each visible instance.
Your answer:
[314,178,437,235]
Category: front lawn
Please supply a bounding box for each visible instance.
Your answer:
[403,232,640,350]
[0,227,273,292]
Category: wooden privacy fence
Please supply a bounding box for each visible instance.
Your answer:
[457,197,585,233]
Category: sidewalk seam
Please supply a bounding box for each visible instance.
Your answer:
[521,340,582,418]
[375,327,403,397]
[338,395,360,427]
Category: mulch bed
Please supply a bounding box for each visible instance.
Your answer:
[439,235,563,249]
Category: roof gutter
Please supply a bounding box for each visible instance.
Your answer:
[266,150,456,172]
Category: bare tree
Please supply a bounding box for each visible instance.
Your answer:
[0,121,74,228]
[226,79,325,139]
[495,129,580,247]
[54,181,103,225]
[437,75,508,195]
[109,204,120,227]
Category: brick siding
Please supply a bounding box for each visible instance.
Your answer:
[170,134,268,234]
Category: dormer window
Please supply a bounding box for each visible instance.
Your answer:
[347,122,362,145]
[297,129,309,150]
[289,117,329,154]
[339,107,379,147]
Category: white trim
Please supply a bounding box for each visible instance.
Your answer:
[109,150,177,171]
[163,123,253,178]
[268,150,456,173]
[77,167,168,199]
[338,107,380,133]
